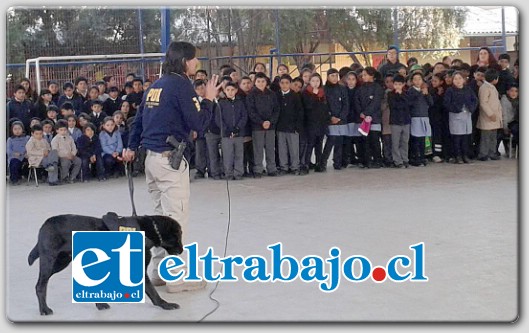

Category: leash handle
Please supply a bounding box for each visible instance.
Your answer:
[125,161,138,217]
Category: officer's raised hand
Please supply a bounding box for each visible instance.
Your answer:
[205,74,221,101]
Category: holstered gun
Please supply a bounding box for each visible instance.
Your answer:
[166,135,187,170]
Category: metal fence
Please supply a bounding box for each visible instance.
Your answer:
[7,46,508,98]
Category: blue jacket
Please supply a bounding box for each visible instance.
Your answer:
[76,134,103,159]
[443,86,478,114]
[57,95,84,115]
[388,91,412,125]
[7,99,33,131]
[69,127,83,143]
[99,130,123,156]
[347,87,361,123]
[216,97,248,138]
[324,83,349,122]
[128,73,214,152]
[354,82,384,124]
[7,135,30,162]
[407,87,433,118]
[246,87,280,130]
[276,90,304,133]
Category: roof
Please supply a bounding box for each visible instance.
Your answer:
[463,6,518,36]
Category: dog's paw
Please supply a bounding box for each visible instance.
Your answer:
[159,302,180,310]
[96,303,110,310]
[40,307,53,315]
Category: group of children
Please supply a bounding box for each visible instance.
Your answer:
[190,47,519,181]
[6,46,519,186]
[6,73,145,185]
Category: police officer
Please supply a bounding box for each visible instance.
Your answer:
[124,41,219,292]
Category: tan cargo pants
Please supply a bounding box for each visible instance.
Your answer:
[144,150,189,279]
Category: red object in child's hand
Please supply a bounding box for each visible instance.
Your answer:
[358,119,371,136]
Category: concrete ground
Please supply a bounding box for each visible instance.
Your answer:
[6,158,518,322]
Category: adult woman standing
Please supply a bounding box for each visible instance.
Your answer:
[125,41,220,292]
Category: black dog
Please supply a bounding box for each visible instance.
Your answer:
[28,212,183,315]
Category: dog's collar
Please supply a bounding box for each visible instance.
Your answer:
[152,219,163,245]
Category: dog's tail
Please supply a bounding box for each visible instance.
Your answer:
[28,244,39,266]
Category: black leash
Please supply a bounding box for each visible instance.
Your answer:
[124,161,138,217]
[198,100,233,322]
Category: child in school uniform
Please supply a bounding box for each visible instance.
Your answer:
[7,121,30,185]
[322,68,349,171]
[66,115,82,143]
[76,123,106,182]
[216,82,248,180]
[45,105,59,124]
[99,116,124,179]
[90,100,108,132]
[477,69,503,161]
[388,75,411,168]
[51,120,82,183]
[41,120,55,144]
[270,64,289,92]
[429,73,451,163]
[126,78,144,115]
[275,74,304,175]
[25,124,60,186]
[192,80,208,179]
[344,71,364,167]
[57,82,84,115]
[500,84,519,156]
[103,86,121,115]
[82,86,101,114]
[444,72,478,164]
[355,67,384,168]
[302,73,331,174]
[247,72,280,177]
[381,74,394,167]
[7,85,33,132]
[407,72,433,166]
[238,76,255,177]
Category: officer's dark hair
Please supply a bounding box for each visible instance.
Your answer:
[193,79,206,88]
[485,69,499,83]
[55,119,68,130]
[280,74,292,82]
[63,82,74,91]
[162,41,196,75]
[31,124,43,133]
